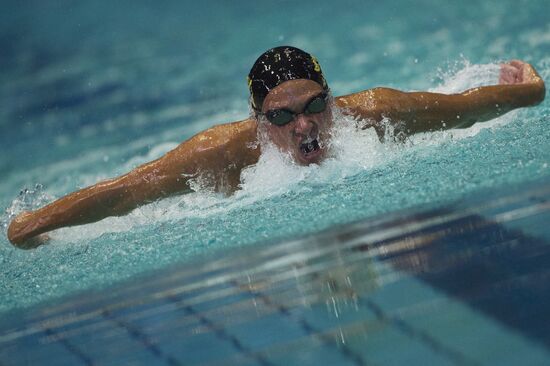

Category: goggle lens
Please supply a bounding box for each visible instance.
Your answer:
[266,110,294,126]
[305,95,327,114]
[264,93,328,126]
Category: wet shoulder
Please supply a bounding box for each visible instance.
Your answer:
[336,87,407,121]
[197,118,260,165]
[190,119,256,148]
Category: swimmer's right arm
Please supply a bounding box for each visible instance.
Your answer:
[7,119,259,248]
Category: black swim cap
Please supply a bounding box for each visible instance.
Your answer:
[247,46,328,112]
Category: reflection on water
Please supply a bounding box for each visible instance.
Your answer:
[1,178,549,365]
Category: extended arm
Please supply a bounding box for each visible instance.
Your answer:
[7,119,259,248]
[336,60,545,138]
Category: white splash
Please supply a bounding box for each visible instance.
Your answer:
[430,60,501,94]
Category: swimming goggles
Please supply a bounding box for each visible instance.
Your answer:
[259,92,328,126]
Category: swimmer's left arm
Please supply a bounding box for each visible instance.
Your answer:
[337,60,545,137]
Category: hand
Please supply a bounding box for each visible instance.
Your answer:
[7,211,50,249]
[499,60,543,85]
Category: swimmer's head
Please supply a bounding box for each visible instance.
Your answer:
[248,46,332,165]
[248,46,329,112]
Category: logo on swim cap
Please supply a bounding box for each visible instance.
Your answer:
[311,56,321,73]
[248,46,328,111]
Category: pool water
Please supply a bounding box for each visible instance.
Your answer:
[1,0,549,322]
[1,178,550,365]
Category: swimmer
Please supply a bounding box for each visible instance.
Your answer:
[7,46,546,248]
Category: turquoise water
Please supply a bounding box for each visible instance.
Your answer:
[2,180,550,365]
[1,0,549,315]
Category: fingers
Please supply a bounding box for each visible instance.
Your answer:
[499,60,539,85]
[499,63,519,84]
[509,60,525,69]
[509,60,529,83]
[7,211,34,245]
[499,60,541,84]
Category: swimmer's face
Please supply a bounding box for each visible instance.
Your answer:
[259,79,333,165]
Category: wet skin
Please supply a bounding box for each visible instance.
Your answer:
[7,60,546,247]
[260,79,333,165]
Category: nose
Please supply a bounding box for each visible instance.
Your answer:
[293,114,315,137]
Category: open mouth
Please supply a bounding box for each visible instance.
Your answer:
[299,136,321,156]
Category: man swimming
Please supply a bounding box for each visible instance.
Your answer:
[7,46,546,248]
